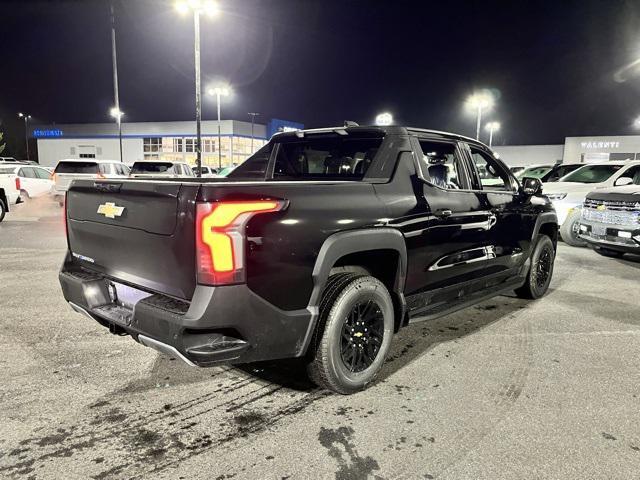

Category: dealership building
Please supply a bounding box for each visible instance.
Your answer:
[31,118,303,168]
[494,135,640,167]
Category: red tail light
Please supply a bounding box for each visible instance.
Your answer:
[196,200,285,285]
[15,177,20,191]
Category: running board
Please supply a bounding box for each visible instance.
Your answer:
[408,277,525,324]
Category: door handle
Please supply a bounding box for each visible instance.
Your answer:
[434,209,453,218]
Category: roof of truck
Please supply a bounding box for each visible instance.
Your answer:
[273,124,486,147]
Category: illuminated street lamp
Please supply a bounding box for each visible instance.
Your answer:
[175,0,220,176]
[207,85,231,169]
[110,108,124,163]
[17,113,32,161]
[466,92,494,140]
[375,112,393,126]
[634,116,640,129]
[485,121,500,147]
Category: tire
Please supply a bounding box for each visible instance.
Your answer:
[515,234,555,299]
[594,247,625,259]
[307,273,394,394]
[559,209,586,247]
[0,198,6,222]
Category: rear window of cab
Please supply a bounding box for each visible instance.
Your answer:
[54,162,99,174]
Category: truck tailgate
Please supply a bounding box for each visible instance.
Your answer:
[66,180,199,300]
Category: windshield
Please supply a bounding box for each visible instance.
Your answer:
[518,166,552,179]
[54,161,99,174]
[560,164,624,183]
[131,162,174,174]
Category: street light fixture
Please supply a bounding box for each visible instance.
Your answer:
[466,92,494,140]
[207,85,231,169]
[175,0,220,177]
[110,108,124,163]
[633,116,640,129]
[17,113,32,161]
[485,121,500,147]
[375,112,393,126]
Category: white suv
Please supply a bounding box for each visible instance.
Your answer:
[52,159,130,205]
[543,161,640,246]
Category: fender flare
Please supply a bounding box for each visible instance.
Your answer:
[297,227,407,356]
[531,211,558,246]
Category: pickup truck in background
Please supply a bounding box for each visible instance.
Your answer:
[0,171,21,222]
[59,125,558,394]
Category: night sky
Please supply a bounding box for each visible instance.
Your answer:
[2,0,640,157]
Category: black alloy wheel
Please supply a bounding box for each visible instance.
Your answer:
[340,300,385,373]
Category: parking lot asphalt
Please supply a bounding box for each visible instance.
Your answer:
[1,201,639,480]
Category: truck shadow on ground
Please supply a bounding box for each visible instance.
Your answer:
[236,295,529,391]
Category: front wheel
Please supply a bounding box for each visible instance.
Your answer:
[515,234,555,299]
[307,273,394,394]
[559,209,586,247]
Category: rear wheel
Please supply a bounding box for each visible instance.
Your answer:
[559,209,586,247]
[594,247,625,259]
[307,273,394,394]
[515,234,555,299]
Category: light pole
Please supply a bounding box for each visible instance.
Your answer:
[248,112,260,154]
[485,121,500,147]
[466,93,494,140]
[207,85,231,169]
[110,108,124,162]
[176,0,219,177]
[110,3,123,162]
[17,113,31,161]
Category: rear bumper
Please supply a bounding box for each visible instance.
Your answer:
[59,259,313,367]
[578,220,640,254]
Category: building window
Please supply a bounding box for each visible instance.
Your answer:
[185,138,195,153]
[144,153,160,160]
[173,138,183,152]
[79,153,96,158]
[143,137,162,153]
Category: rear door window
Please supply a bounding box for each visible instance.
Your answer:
[54,162,99,174]
[20,167,38,178]
[416,139,468,189]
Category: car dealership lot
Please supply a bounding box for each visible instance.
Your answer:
[1,205,639,480]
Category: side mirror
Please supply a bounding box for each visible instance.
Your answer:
[614,177,633,187]
[521,176,543,196]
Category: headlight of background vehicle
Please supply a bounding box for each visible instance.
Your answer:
[547,193,567,200]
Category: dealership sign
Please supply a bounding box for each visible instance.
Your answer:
[33,129,64,138]
[580,141,620,149]
[267,119,304,138]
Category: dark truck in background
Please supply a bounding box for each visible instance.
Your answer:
[59,126,557,394]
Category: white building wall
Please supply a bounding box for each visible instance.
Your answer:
[563,135,640,163]
[492,145,564,167]
[36,138,143,167]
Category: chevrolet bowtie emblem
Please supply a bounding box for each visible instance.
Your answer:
[97,202,125,219]
[597,205,606,211]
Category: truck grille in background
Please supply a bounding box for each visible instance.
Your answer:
[582,199,640,226]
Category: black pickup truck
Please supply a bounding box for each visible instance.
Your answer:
[59,125,557,394]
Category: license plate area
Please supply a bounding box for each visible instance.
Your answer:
[591,224,607,236]
[109,281,152,309]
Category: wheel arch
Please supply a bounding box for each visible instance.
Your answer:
[532,212,558,249]
[0,188,8,213]
[297,228,407,356]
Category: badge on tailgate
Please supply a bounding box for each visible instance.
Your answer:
[97,202,125,219]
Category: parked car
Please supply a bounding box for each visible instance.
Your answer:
[0,163,54,199]
[516,165,552,179]
[0,170,21,222]
[0,157,18,163]
[214,165,237,177]
[578,185,640,258]
[59,125,557,394]
[509,166,526,176]
[543,161,640,246]
[541,163,583,183]
[130,161,195,178]
[192,166,218,177]
[52,160,131,206]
